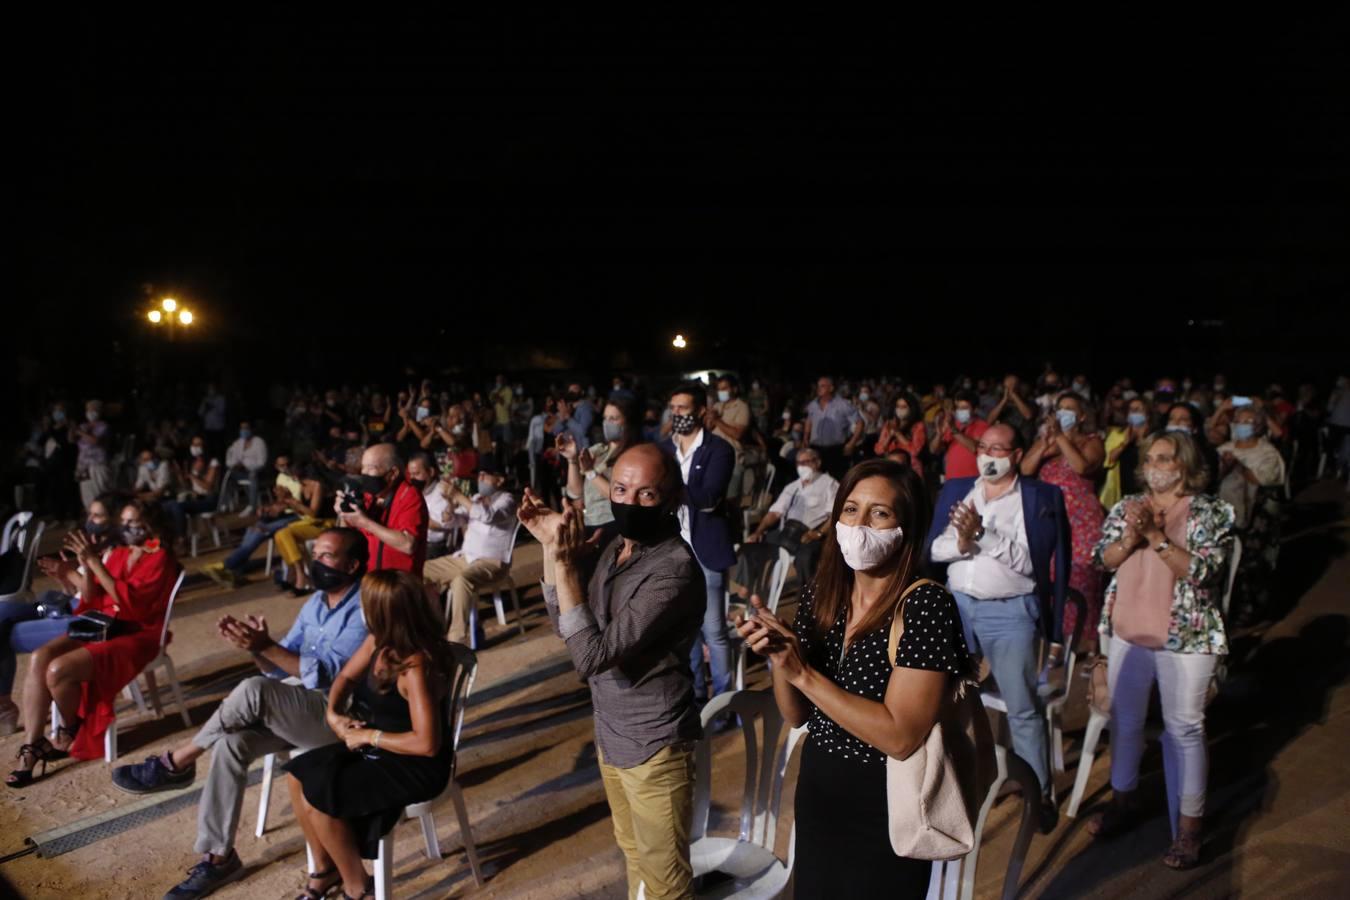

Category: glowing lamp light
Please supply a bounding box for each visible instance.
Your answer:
[672,334,688,349]
[148,309,163,323]
[162,297,178,313]
[178,310,193,325]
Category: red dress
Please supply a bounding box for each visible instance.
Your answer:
[1038,455,1105,644]
[69,544,180,760]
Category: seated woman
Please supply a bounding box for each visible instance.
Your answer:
[0,493,124,734]
[6,499,181,784]
[272,469,338,596]
[284,569,457,900]
[1216,405,1286,624]
[1091,430,1234,868]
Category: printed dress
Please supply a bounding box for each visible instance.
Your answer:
[1038,455,1105,643]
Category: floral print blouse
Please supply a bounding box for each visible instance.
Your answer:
[1094,492,1236,654]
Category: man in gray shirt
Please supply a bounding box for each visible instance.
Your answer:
[521,443,704,900]
[803,375,863,479]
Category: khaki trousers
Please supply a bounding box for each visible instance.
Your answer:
[423,554,508,643]
[598,742,696,900]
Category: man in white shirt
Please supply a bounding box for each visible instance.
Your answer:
[407,452,452,558]
[133,449,175,503]
[927,423,1070,817]
[224,421,269,513]
[735,448,837,599]
[423,459,517,644]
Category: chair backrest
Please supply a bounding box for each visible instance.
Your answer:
[17,521,47,595]
[759,462,777,509]
[1221,536,1242,621]
[501,519,524,568]
[445,642,479,777]
[692,689,798,854]
[214,466,237,512]
[1,512,32,555]
[1061,588,1088,681]
[765,547,792,614]
[157,570,189,652]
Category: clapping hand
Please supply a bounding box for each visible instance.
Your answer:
[556,432,579,461]
[735,596,806,684]
[217,614,272,653]
[63,529,98,564]
[577,446,595,474]
[951,501,983,552]
[38,553,78,581]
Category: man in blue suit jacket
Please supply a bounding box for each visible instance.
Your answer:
[924,423,1070,804]
[661,382,738,702]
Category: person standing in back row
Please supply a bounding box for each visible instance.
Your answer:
[804,376,863,480]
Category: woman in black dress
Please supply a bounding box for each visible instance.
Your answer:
[285,569,457,900]
[737,459,971,897]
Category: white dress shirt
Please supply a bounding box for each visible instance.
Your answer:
[931,478,1036,599]
[424,483,452,547]
[673,427,705,548]
[768,472,839,530]
[456,490,518,564]
[225,436,268,472]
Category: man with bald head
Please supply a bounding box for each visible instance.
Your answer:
[335,442,429,576]
[925,423,1070,828]
[520,442,705,900]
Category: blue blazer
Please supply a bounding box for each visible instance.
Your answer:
[659,431,738,572]
[924,476,1071,644]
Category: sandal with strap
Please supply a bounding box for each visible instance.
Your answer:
[46,722,81,761]
[295,865,341,899]
[6,738,62,789]
[342,877,375,900]
[1162,827,1202,869]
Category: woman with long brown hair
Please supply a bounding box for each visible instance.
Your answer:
[283,570,457,900]
[736,459,971,896]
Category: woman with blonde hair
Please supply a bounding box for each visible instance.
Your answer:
[1090,430,1234,869]
[284,570,457,900]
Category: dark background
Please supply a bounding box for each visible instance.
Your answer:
[12,10,1350,407]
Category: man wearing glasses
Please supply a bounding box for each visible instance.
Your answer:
[924,422,1070,829]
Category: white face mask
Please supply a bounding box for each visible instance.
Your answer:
[976,454,1013,480]
[834,521,905,571]
[858,391,870,403]
[1145,467,1182,493]
[717,390,731,403]
[190,445,204,457]
[796,465,815,481]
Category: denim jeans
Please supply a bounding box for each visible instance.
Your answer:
[162,495,219,539]
[690,563,733,701]
[0,591,76,694]
[951,589,1050,791]
[223,515,299,572]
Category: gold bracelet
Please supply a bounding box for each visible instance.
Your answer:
[372,730,383,749]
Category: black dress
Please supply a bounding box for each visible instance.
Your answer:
[791,581,971,898]
[284,669,453,859]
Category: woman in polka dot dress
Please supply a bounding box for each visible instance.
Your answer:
[737,459,971,896]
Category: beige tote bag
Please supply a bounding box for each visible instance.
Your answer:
[885,579,998,861]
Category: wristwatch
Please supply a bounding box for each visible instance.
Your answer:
[584,469,598,481]
[1154,539,1171,554]
[972,525,986,542]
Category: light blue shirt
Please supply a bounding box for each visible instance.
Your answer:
[274,585,367,690]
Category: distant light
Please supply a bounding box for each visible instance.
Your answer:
[672,334,687,349]
[148,309,163,323]
[162,297,178,313]
[179,310,193,325]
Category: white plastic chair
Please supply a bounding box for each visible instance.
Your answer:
[927,745,1042,900]
[977,589,1087,787]
[449,522,527,650]
[52,569,190,763]
[1,511,33,554]
[0,515,46,605]
[190,470,236,558]
[289,644,483,898]
[1066,537,1241,818]
[685,689,806,899]
[741,463,778,536]
[732,547,792,691]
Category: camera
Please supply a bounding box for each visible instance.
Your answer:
[339,476,370,513]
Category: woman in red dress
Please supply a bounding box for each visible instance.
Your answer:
[6,499,180,786]
[1020,392,1107,644]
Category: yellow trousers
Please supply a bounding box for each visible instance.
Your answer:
[598,742,696,900]
[273,517,335,566]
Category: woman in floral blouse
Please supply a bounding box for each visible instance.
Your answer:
[1088,430,1234,870]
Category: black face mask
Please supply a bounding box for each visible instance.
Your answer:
[120,524,149,546]
[84,520,112,539]
[671,413,698,435]
[347,473,388,495]
[610,502,675,544]
[408,478,427,492]
[309,559,358,593]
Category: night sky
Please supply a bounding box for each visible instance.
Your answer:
[13,11,1350,399]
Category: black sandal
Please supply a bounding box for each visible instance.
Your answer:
[46,723,80,761]
[295,865,341,899]
[6,738,62,788]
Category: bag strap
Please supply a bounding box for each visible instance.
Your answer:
[885,578,940,663]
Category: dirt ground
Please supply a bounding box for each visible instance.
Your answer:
[1,481,1348,899]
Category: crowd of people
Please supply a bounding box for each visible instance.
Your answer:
[1,366,1347,898]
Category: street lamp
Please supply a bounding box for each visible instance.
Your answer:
[672,334,688,349]
[148,309,163,323]
[178,310,193,325]
[145,297,196,336]
[162,297,178,313]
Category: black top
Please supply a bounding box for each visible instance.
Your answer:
[792,580,970,763]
